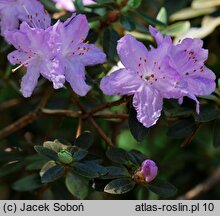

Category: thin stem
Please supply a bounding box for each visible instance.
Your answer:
[76,117,83,138]
[177,167,220,199]
[89,117,114,147]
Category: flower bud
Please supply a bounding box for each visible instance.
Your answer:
[133,159,158,184]
[57,149,73,164]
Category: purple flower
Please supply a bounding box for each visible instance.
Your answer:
[100,26,216,127]
[7,14,106,97]
[52,0,96,12]
[100,33,183,127]
[141,159,158,182]
[149,26,216,113]
[0,0,50,37]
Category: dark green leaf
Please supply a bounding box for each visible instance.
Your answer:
[0,161,24,177]
[120,15,136,31]
[26,159,48,171]
[128,107,148,142]
[65,173,88,199]
[167,118,196,139]
[213,119,220,148]
[41,165,65,183]
[135,10,166,27]
[34,145,58,161]
[12,174,42,191]
[128,150,146,165]
[75,131,94,150]
[104,178,135,194]
[84,161,107,176]
[103,27,120,61]
[73,149,88,161]
[164,106,194,118]
[72,162,100,178]
[194,104,220,122]
[106,148,129,164]
[147,179,177,198]
[95,0,114,3]
[100,166,130,179]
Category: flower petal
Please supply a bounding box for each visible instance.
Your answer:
[149,25,172,47]
[133,85,163,128]
[100,69,142,96]
[64,59,90,96]
[75,43,106,66]
[58,14,89,54]
[20,65,40,97]
[117,34,148,71]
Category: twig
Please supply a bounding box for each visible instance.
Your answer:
[89,117,114,147]
[181,123,202,148]
[0,111,40,140]
[71,93,114,147]
[177,167,220,200]
[83,96,130,118]
[0,98,24,112]
[76,117,83,138]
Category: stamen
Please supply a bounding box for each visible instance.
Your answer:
[22,5,38,28]
[12,59,31,72]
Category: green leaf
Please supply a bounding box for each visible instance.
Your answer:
[104,178,135,194]
[147,179,177,198]
[156,7,167,24]
[84,161,107,176]
[43,140,67,153]
[161,21,190,36]
[128,107,148,142]
[127,0,142,9]
[192,0,220,9]
[65,173,88,199]
[34,145,58,161]
[75,131,94,150]
[72,162,100,178]
[164,106,194,118]
[72,149,88,161]
[74,0,84,11]
[26,159,48,171]
[213,119,220,148]
[134,10,166,27]
[194,104,220,122]
[170,7,217,22]
[167,118,196,139]
[103,27,120,61]
[120,15,136,31]
[0,161,24,177]
[12,174,42,191]
[106,148,129,164]
[100,166,130,179]
[128,150,146,165]
[41,165,65,183]
[95,0,114,3]
[40,160,56,177]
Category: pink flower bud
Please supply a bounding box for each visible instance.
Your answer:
[141,160,158,182]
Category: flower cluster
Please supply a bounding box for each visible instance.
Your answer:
[3,1,106,97]
[100,26,216,127]
[1,0,216,129]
